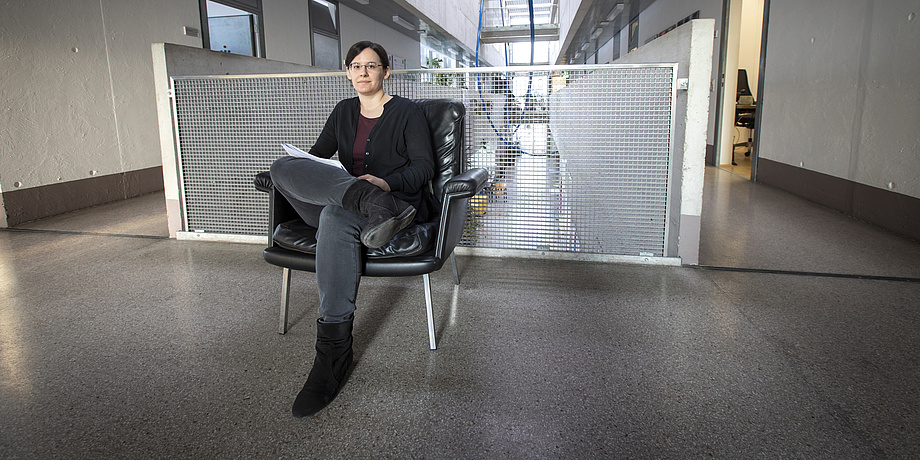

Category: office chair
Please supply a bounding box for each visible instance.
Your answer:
[733,69,756,165]
[253,99,490,350]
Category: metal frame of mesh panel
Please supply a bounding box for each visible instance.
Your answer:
[169,64,677,260]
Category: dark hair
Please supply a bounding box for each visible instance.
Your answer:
[344,41,390,69]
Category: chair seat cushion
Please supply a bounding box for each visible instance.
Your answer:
[272,219,438,259]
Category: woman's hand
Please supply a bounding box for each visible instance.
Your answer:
[357,174,390,192]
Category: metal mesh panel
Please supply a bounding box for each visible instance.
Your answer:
[172,75,352,235]
[171,64,675,257]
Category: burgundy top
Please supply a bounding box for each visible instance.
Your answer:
[351,114,379,176]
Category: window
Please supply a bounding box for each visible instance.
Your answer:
[309,0,340,69]
[507,41,557,66]
[200,0,265,58]
[628,16,640,53]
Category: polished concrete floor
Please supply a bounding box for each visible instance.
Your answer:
[2,166,919,458]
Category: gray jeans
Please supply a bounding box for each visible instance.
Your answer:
[270,156,366,324]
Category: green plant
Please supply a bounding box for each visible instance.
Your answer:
[425,57,466,88]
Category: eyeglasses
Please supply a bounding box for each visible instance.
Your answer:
[347,62,383,72]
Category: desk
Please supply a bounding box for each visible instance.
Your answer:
[735,104,756,124]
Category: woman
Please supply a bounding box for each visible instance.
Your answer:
[270,41,434,418]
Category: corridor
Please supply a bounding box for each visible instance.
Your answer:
[1,166,918,458]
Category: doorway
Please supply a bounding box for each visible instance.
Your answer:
[715,0,765,179]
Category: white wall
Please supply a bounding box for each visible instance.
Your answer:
[737,0,763,95]
[339,5,422,70]
[717,0,742,165]
[760,0,920,199]
[555,0,592,63]
[597,36,615,64]
[403,0,503,66]
[716,0,762,166]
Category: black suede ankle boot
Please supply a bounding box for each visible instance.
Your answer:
[341,180,416,248]
[292,318,354,418]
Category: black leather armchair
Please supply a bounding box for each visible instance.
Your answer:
[253,99,489,349]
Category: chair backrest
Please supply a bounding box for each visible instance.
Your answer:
[737,69,754,105]
[412,99,465,210]
[736,69,752,99]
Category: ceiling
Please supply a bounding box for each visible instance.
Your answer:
[557,0,657,64]
[334,0,658,66]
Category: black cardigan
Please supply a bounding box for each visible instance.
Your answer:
[309,95,435,221]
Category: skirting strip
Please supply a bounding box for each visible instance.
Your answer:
[757,158,920,242]
[1,166,164,227]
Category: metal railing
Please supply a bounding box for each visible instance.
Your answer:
[170,64,677,258]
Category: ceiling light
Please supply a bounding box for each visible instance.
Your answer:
[580,42,589,51]
[607,3,625,22]
[591,27,603,40]
[392,15,415,30]
[355,0,369,4]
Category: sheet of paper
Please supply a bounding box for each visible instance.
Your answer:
[281,144,347,171]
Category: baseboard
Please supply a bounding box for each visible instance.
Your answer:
[705,143,715,166]
[1,166,164,226]
[757,158,920,242]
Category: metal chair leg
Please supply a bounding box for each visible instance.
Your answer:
[450,252,460,285]
[423,273,436,350]
[279,267,292,334]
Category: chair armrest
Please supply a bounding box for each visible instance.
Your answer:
[254,171,274,193]
[442,168,490,199]
[433,168,489,260]
[253,170,300,246]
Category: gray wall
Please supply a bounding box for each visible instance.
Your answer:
[617,0,725,145]
[759,0,920,200]
[625,0,920,201]
[616,20,716,264]
[0,0,200,196]
[0,0,428,225]
[6,0,917,229]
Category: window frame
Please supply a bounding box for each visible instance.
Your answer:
[199,0,267,58]
[308,0,342,69]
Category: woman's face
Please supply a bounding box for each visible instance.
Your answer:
[346,48,389,96]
